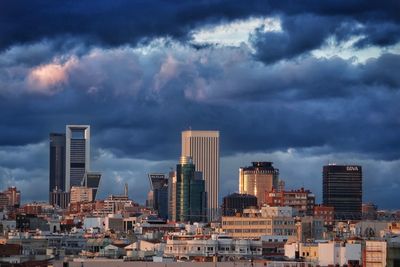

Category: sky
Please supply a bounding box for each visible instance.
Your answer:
[0,0,399,208]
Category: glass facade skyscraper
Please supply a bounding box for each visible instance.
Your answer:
[148,173,169,220]
[49,133,66,202]
[65,125,90,191]
[172,156,207,223]
[323,164,362,221]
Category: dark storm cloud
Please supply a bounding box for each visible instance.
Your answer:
[0,44,399,160]
[250,15,340,64]
[0,0,399,207]
[1,0,399,56]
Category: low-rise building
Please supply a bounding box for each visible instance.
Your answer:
[165,234,261,261]
[222,206,296,239]
[285,241,361,266]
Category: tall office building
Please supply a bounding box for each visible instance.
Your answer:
[147,173,169,220]
[181,130,219,221]
[65,125,90,191]
[81,172,101,200]
[171,156,207,223]
[323,164,362,221]
[168,171,177,221]
[49,133,66,201]
[239,162,279,206]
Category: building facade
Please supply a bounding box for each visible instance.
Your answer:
[147,173,169,220]
[171,156,207,223]
[265,187,315,216]
[221,206,296,239]
[221,193,258,216]
[70,186,94,203]
[323,164,362,220]
[239,162,279,206]
[82,172,101,200]
[0,187,21,209]
[65,125,90,191]
[49,133,66,201]
[181,130,219,221]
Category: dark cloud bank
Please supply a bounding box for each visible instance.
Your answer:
[0,0,399,208]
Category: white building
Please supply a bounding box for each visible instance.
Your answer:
[182,130,219,221]
[285,241,362,266]
[165,234,261,261]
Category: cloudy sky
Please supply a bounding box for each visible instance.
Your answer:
[0,1,399,208]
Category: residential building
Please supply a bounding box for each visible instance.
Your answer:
[265,187,315,216]
[313,205,334,228]
[364,240,387,267]
[164,234,262,261]
[285,241,362,266]
[70,186,93,203]
[221,206,296,239]
[0,187,21,209]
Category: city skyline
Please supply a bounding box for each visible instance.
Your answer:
[0,124,396,210]
[0,1,399,209]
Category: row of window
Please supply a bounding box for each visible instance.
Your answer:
[222,220,272,225]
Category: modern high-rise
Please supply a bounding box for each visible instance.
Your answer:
[323,164,362,221]
[168,171,177,221]
[81,172,101,200]
[170,156,207,223]
[65,125,90,191]
[147,173,169,220]
[181,130,219,221]
[49,133,66,200]
[239,162,279,206]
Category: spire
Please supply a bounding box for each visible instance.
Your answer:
[124,183,128,197]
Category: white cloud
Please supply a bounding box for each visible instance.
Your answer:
[26,57,77,95]
[312,36,400,63]
[192,17,281,47]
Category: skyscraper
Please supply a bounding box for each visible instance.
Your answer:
[65,125,90,191]
[323,164,362,221]
[239,162,279,206]
[147,173,169,220]
[168,170,177,221]
[181,130,219,221]
[81,172,101,200]
[171,156,207,223]
[49,133,66,201]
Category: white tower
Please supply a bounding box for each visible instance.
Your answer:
[181,130,219,221]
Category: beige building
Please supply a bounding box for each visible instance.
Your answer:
[70,186,93,203]
[221,206,296,239]
[239,162,279,206]
[364,240,387,267]
[182,130,219,221]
